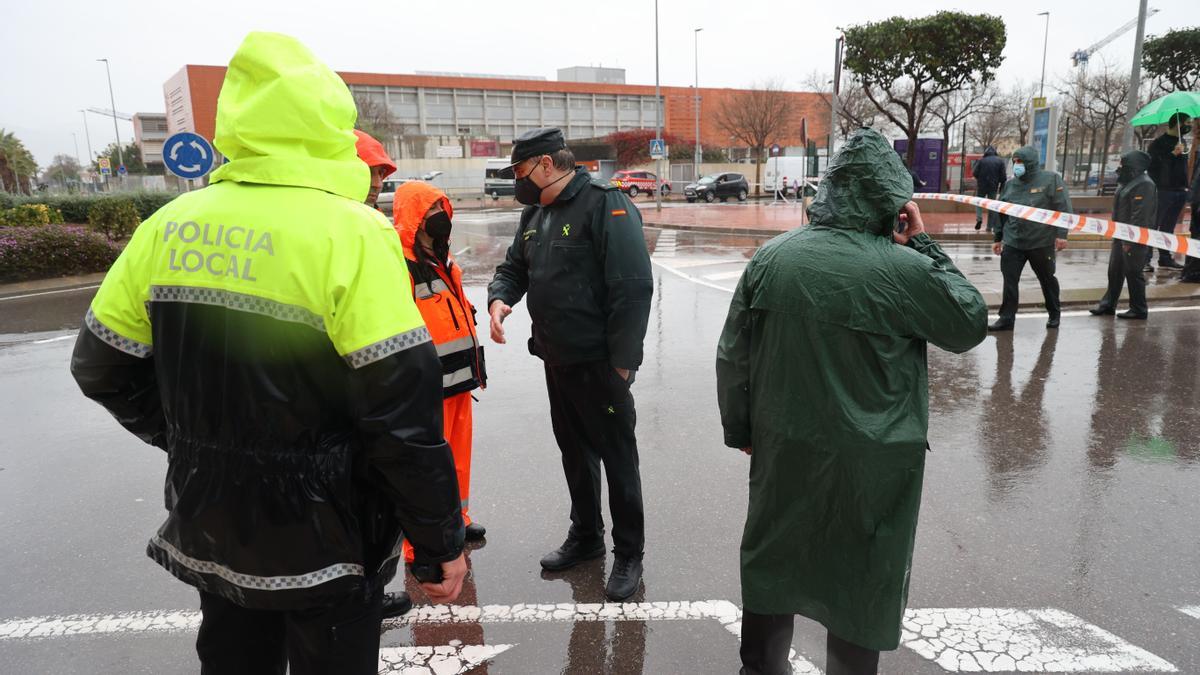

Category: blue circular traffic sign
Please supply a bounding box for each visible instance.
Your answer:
[163,132,215,180]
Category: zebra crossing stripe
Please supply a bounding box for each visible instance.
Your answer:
[1179,606,1200,621]
[901,608,1176,672]
[0,603,1179,673]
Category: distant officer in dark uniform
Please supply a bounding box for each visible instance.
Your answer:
[487,128,653,601]
[1090,150,1157,320]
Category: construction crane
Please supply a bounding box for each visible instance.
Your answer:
[1071,9,1160,67]
[86,107,133,121]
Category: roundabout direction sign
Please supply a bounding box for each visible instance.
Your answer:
[163,132,215,180]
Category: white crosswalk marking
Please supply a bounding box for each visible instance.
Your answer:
[378,642,513,674]
[703,270,748,281]
[1179,606,1200,621]
[653,229,678,258]
[901,608,1176,672]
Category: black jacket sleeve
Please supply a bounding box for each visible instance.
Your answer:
[70,325,167,449]
[597,191,653,370]
[1127,180,1158,229]
[487,208,533,309]
[349,341,464,564]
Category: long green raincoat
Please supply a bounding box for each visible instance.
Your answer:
[716,129,987,650]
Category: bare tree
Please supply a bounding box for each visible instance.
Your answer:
[1061,62,1128,191]
[353,93,411,157]
[1001,81,1038,146]
[803,71,885,143]
[713,81,795,194]
[929,85,1000,189]
[969,100,1011,151]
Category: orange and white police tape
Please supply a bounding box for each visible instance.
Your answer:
[913,193,1200,260]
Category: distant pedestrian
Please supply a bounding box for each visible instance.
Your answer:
[973,146,1007,231]
[988,146,1072,332]
[1090,151,1157,320]
[1181,152,1200,284]
[717,128,987,675]
[907,160,926,193]
[1146,113,1191,272]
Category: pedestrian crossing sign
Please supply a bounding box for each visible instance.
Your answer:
[649,139,666,159]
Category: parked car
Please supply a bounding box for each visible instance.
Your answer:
[610,170,671,198]
[684,172,750,203]
[376,172,445,213]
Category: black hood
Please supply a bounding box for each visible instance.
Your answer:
[983,146,998,157]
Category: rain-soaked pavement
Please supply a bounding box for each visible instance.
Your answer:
[1,212,1198,674]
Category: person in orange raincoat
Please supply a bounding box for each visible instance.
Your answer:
[353,129,397,208]
[392,181,488,560]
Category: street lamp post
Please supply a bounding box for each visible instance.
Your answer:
[694,28,703,182]
[1038,12,1050,98]
[654,0,663,212]
[830,36,843,156]
[79,109,96,191]
[97,58,125,181]
[1121,0,1149,152]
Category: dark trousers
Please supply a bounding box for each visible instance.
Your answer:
[196,589,383,675]
[1182,204,1200,282]
[1154,189,1188,263]
[1097,240,1148,315]
[739,611,880,675]
[998,245,1061,322]
[975,186,998,227]
[544,360,644,558]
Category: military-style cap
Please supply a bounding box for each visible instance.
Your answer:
[497,127,566,177]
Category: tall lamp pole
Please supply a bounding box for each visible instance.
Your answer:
[97,58,125,179]
[653,0,663,212]
[79,109,95,190]
[1037,12,1050,98]
[1121,0,1149,152]
[830,36,844,156]
[693,28,703,181]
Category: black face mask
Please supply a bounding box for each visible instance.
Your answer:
[514,158,571,206]
[1117,166,1135,184]
[423,211,452,261]
[1180,124,1192,136]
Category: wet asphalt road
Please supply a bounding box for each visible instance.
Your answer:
[1,214,1198,674]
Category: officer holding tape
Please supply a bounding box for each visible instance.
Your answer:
[1090,151,1157,320]
[988,146,1072,332]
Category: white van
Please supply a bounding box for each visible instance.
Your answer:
[484,158,515,199]
[762,156,812,195]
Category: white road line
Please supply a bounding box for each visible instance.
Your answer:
[665,258,746,269]
[901,608,1176,672]
[703,270,747,281]
[378,642,513,674]
[31,335,74,344]
[0,285,101,302]
[652,260,736,294]
[0,610,201,640]
[1179,606,1200,621]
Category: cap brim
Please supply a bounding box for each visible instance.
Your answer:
[495,161,520,179]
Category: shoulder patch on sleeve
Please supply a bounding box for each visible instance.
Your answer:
[611,208,627,217]
[591,179,619,191]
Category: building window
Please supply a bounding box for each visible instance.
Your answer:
[517,94,539,108]
[543,95,565,108]
[425,90,454,105]
[568,96,590,110]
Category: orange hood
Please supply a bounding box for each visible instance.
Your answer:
[353,130,397,177]
[392,181,454,257]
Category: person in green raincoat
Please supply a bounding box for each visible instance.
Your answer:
[716,128,987,675]
[988,146,1072,331]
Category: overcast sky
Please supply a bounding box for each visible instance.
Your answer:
[1,0,1190,166]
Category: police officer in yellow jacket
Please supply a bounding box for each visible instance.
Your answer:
[69,32,465,675]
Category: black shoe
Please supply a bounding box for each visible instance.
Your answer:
[381,592,413,619]
[1089,307,1115,316]
[1046,316,1060,329]
[1182,276,1200,284]
[540,537,605,571]
[1159,259,1184,269]
[605,555,643,601]
[987,319,1014,332]
[975,219,983,231]
[465,522,487,541]
[1143,264,1155,274]
[1117,311,1148,320]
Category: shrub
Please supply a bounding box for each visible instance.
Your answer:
[5,191,178,223]
[88,197,141,241]
[0,225,123,282]
[0,203,65,227]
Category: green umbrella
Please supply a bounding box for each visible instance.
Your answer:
[1129,90,1200,127]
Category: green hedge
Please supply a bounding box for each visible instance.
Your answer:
[0,203,65,227]
[0,191,177,222]
[0,225,123,282]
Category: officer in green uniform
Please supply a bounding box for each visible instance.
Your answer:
[988,145,1073,331]
[1090,150,1157,319]
[487,128,653,601]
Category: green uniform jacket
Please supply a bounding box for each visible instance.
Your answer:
[488,169,653,370]
[992,145,1072,250]
[1113,151,1157,228]
[716,129,987,651]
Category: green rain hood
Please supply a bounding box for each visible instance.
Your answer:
[716,128,987,650]
[992,145,1072,250]
[209,32,368,202]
